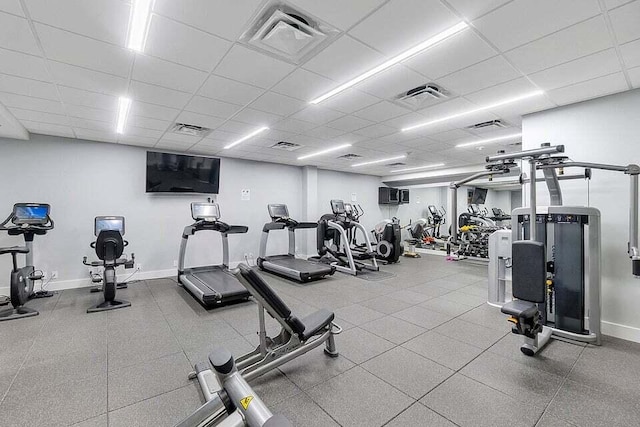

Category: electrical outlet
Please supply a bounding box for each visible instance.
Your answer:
[173,260,178,267]
[136,263,142,271]
[51,271,58,279]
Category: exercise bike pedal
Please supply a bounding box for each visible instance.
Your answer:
[29,272,44,281]
[31,290,54,299]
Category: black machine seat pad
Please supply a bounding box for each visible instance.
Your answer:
[238,264,292,320]
[501,300,539,319]
[299,309,334,340]
[512,240,546,303]
[0,246,29,256]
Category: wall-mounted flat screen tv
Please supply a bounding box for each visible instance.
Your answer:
[471,187,488,205]
[146,151,220,194]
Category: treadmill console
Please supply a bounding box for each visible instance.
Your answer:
[192,202,220,222]
[268,204,289,220]
[330,199,345,215]
[95,216,125,236]
[12,203,50,225]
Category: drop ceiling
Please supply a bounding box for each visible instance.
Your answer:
[0,0,638,176]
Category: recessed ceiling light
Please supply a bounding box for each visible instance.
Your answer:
[390,163,445,173]
[310,22,469,105]
[223,126,269,149]
[127,0,154,52]
[297,143,352,160]
[352,154,407,167]
[116,97,131,134]
[455,133,522,148]
[401,90,544,132]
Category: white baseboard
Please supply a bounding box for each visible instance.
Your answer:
[601,320,640,343]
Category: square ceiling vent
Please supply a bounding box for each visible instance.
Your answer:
[393,83,450,110]
[170,123,211,137]
[466,119,509,134]
[337,153,363,160]
[240,2,339,64]
[270,141,303,151]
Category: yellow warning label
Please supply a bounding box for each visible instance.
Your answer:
[240,396,254,410]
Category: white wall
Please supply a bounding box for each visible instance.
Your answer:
[523,88,640,342]
[0,135,302,290]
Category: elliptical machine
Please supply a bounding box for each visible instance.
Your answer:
[83,216,135,313]
[0,203,54,322]
[344,204,403,264]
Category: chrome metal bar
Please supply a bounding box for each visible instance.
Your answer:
[173,394,228,427]
[542,168,563,206]
[486,144,564,162]
[448,185,457,244]
[630,174,639,261]
[537,161,628,173]
[529,159,537,242]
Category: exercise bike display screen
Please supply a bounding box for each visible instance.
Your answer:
[14,204,50,224]
[95,217,125,236]
[192,203,220,221]
[331,200,346,214]
[268,204,289,219]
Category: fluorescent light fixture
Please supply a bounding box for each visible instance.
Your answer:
[297,143,352,160]
[390,163,445,173]
[224,126,269,149]
[456,133,522,148]
[127,0,154,52]
[309,22,469,105]
[116,97,132,134]
[352,154,406,168]
[402,90,545,132]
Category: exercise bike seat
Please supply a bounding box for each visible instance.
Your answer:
[299,309,335,340]
[501,300,538,319]
[0,246,29,256]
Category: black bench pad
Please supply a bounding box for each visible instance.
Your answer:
[501,300,538,319]
[299,309,334,340]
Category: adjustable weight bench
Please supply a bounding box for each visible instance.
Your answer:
[500,241,552,356]
[190,263,341,402]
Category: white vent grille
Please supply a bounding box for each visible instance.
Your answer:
[394,84,449,110]
[466,120,508,131]
[170,123,211,137]
[338,153,363,160]
[240,2,339,64]
[270,141,303,151]
[387,162,406,167]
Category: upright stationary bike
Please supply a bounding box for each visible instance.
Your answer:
[83,216,135,313]
[0,203,54,321]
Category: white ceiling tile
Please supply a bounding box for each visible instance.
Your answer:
[66,104,115,122]
[354,64,429,100]
[272,68,335,102]
[174,111,225,129]
[349,0,459,56]
[0,12,39,54]
[71,117,113,132]
[205,129,241,142]
[146,14,231,72]
[548,72,628,105]
[288,0,386,30]
[158,133,201,144]
[0,74,59,101]
[605,0,636,9]
[118,135,158,147]
[0,47,50,81]
[48,61,127,96]
[198,74,263,106]
[352,101,408,122]
[0,92,64,114]
[74,128,118,143]
[0,0,24,16]
[22,120,74,137]
[505,16,613,74]
[130,81,192,109]
[216,120,259,135]
[473,0,601,51]
[629,66,640,88]
[303,35,384,81]
[437,56,519,95]
[405,30,497,80]
[381,112,426,129]
[321,88,380,114]
[352,123,397,138]
[249,92,306,116]
[59,86,118,111]
[128,115,170,131]
[327,115,374,132]
[127,126,164,139]
[36,23,133,77]
[464,78,556,117]
[153,0,262,41]
[528,49,622,91]
[304,125,346,139]
[9,107,70,125]
[24,0,130,45]
[290,105,343,125]
[232,108,282,126]
[130,101,180,121]
[608,0,640,44]
[429,129,476,142]
[271,118,317,133]
[132,54,208,93]
[214,45,295,89]
[184,96,242,119]
[620,38,640,68]
[446,0,511,20]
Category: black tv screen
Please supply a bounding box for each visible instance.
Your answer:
[471,187,488,205]
[146,151,220,194]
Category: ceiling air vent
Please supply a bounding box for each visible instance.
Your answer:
[467,119,508,131]
[394,83,449,110]
[240,2,339,64]
[170,123,211,137]
[387,162,406,167]
[337,153,363,160]
[270,141,303,151]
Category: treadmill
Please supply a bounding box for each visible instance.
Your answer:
[177,202,251,307]
[257,204,335,282]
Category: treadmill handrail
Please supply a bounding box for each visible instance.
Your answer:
[184,221,249,236]
[289,222,317,230]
